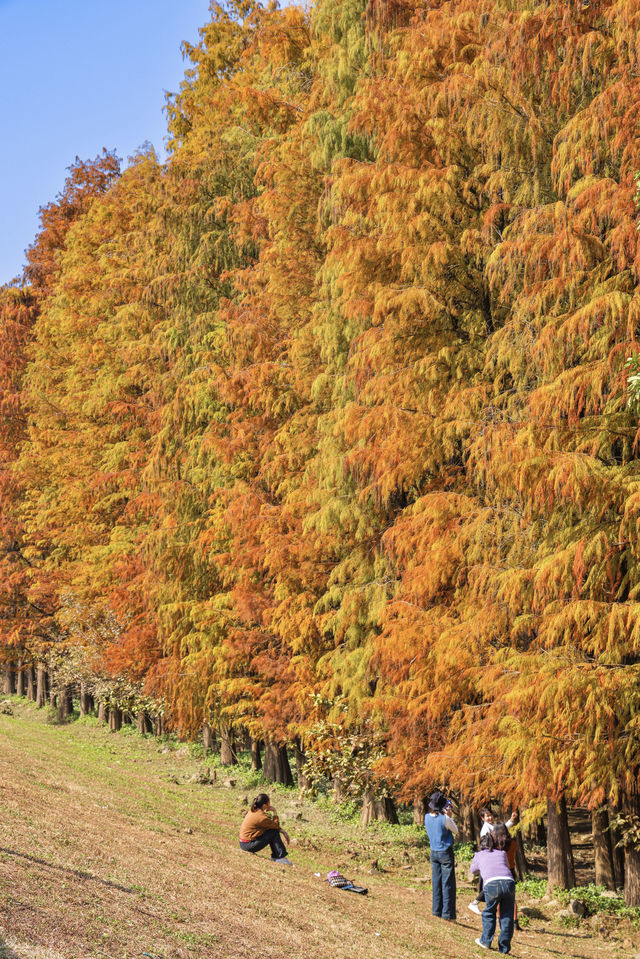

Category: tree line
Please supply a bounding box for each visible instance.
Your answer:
[2,0,640,904]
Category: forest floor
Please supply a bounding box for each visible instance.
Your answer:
[0,700,638,959]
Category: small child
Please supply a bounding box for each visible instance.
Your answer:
[469,807,517,915]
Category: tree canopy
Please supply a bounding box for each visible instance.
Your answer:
[3,0,640,898]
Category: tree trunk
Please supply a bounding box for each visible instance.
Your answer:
[137,711,152,735]
[202,722,215,755]
[49,688,57,709]
[57,686,68,721]
[547,796,576,891]
[56,685,71,722]
[514,831,528,880]
[333,776,346,804]
[220,724,236,766]
[3,665,15,695]
[98,702,107,724]
[35,667,47,707]
[460,800,480,844]
[360,789,399,826]
[526,817,546,846]
[609,799,626,891]
[293,738,308,789]
[262,740,277,782]
[109,705,122,732]
[251,738,262,771]
[413,796,427,826]
[262,741,293,785]
[622,790,640,906]
[592,805,617,891]
[15,661,24,697]
[154,714,165,737]
[26,666,35,701]
[80,684,92,716]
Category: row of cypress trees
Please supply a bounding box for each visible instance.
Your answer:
[2,0,640,902]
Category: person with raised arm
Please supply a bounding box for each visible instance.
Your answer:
[424,791,458,921]
[469,806,517,915]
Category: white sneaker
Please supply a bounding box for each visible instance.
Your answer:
[273,857,293,866]
[468,900,482,915]
[475,937,489,949]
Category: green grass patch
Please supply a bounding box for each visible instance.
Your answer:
[556,883,640,921]
[453,840,475,862]
[517,875,547,899]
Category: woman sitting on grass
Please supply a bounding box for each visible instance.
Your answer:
[239,793,292,865]
[469,823,515,954]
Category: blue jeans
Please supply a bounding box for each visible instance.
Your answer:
[239,829,287,859]
[430,848,456,920]
[481,878,515,953]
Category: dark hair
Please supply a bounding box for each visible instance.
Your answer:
[491,822,511,851]
[429,791,447,812]
[479,833,493,851]
[480,807,493,819]
[251,793,270,812]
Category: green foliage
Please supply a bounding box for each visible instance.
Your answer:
[625,354,640,409]
[559,914,581,929]
[314,793,362,824]
[302,709,392,801]
[453,841,476,863]
[556,884,640,920]
[609,811,640,851]
[516,876,547,900]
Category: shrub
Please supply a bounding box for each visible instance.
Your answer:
[516,876,547,899]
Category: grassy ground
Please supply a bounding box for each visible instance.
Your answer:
[0,700,638,959]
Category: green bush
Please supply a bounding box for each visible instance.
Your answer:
[555,884,640,923]
[454,841,476,862]
[516,876,547,899]
[560,914,581,929]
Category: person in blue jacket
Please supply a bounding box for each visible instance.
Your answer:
[424,791,459,921]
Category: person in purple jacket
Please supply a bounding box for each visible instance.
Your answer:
[469,822,515,953]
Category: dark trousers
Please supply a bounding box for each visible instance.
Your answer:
[481,878,515,953]
[430,848,456,920]
[239,829,287,860]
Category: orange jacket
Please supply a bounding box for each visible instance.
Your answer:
[239,809,281,842]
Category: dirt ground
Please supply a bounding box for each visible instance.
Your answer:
[0,701,637,959]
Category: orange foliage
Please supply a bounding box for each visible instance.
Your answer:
[4,1,640,831]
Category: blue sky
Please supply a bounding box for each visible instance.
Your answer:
[0,0,212,284]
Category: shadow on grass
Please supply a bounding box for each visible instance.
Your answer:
[0,934,23,958]
[520,928,600,959]
[538,928,602,940]
[0,846,139,895]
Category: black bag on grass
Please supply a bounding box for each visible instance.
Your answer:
[327,871,368,895]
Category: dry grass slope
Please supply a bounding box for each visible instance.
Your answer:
[0,702,636,959]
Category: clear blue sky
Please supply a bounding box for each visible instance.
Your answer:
[0,0,212,285]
